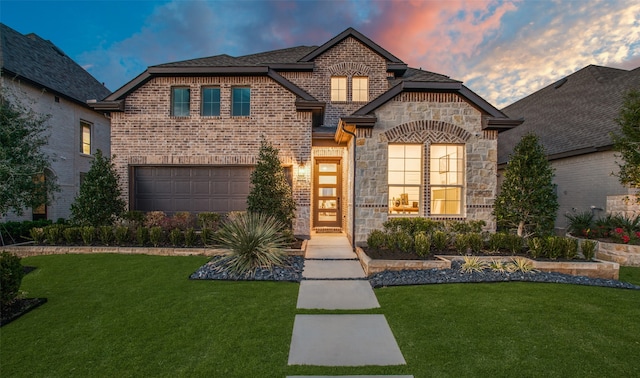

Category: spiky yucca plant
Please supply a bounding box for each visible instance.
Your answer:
[212,212,288,274]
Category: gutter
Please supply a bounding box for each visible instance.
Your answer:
[340,121,357,250]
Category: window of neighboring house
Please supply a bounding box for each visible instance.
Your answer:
[331,76,347,102]
[171,87,190,116]
[232,87,251,116]
[429,144,464,215]
[80,121,91,155]
[388,144,422,214]
[201,87,221,116]
[352,76,369,102]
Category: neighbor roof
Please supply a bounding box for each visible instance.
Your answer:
[0,23,111,105]
[499,64,640,164]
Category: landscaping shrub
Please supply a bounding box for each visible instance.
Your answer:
[98,226,114,246]
[169,228,183,247]
[29,227,46,245]
[546,236,564,260]
[489,259,507,273]
[395,232,413,253]
[487,232,504,253]
[466,232,484,253]
[80,226,95,246]
[197,212,222,230]
[122,210,145,228]
[367,230,386,250]
[527,237,545,259]
[461,256,486,273]
[63,227,81,245]
[508,257,535,273]
[114,226,130,246]
[211,212,288,274]
[431,230,449,252]
[246,139,296,230]
[502,233,523,255]
[70,150,126,226]
[149,227,164,247]
[200,228,213,247]
[44,225,64,245]
[184,228,197,247]
[1,220,52,245]
[414,232,431,257]
[0,251,24,306]
[171,212,194,230]
[565,211,594,237]
[581,240,597,260]
[563,237,579,260]
[144,211,168,229]
[454,234,468,255]
[135,227,149,246]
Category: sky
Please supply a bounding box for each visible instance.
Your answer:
[1,0,639,108]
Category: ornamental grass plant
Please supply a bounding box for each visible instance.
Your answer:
[211,212,288,274]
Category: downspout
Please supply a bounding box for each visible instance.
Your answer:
[340,122,357,249]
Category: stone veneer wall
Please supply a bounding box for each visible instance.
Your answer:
[111,76,312,236]
[352,92,497,243]
[607,191,640,219]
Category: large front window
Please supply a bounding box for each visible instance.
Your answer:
[331,76,347,102]
[429,144,464,215]
[232,87,251,116]
[388,144,422,214]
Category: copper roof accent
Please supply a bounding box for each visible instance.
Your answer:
[499,64,640,164]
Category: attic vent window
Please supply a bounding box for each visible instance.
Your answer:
[554,78,568,89]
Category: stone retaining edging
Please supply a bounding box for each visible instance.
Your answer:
[355,248,619,280]
[3,239,308,258]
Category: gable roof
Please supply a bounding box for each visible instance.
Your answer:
[498,64,640,164]
[0,23,111,106]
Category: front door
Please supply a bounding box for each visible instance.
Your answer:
[314,158,342,228]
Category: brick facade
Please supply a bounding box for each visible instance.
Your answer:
[110,75,313,235]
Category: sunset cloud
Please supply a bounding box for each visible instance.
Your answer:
[73,0,639,107]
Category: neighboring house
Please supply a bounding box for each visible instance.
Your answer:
[92,27,520,244]
[499,64,640,231]
[1,23,111,222]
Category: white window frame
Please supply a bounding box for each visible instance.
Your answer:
[331,76,347,102]
[388,144,423,215]
[352,76,368,102]
[429,144,465,215]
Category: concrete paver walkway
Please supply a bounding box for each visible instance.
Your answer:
[288,233,409,374]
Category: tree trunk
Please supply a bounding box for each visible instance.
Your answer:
[517,221,525,237]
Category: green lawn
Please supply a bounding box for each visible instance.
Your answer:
[2,255,640,377]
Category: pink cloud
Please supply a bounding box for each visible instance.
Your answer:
[369,0,518,75]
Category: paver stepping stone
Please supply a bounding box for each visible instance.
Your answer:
[302,260,366,279]
[297,280,379,310]
[305,245,358,259]
[288,314,406,366]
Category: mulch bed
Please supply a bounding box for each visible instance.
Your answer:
[0,266,47,327]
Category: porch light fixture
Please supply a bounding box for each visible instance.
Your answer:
[297,163,309,179]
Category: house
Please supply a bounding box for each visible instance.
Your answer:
[0,23,112,222]
[92,27,520,245]
[499,64,640,232]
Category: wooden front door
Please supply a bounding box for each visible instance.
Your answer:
[314,158,342,228]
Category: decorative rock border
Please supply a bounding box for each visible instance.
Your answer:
[355,248,619,280]
[3,239,308,258]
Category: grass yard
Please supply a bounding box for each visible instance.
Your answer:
[2,255,640,377]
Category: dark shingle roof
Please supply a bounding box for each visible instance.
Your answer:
[154,46,319,68]
[0,23,111,103]
[391,67,460,85]
[498,64,640,164]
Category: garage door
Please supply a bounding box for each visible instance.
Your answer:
[132,166,253,214]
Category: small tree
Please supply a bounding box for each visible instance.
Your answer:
[70,150,126,226]
[247,139,296,229]
[0,94,58,217]
[494,133,558,237]
[611,89,640,202]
